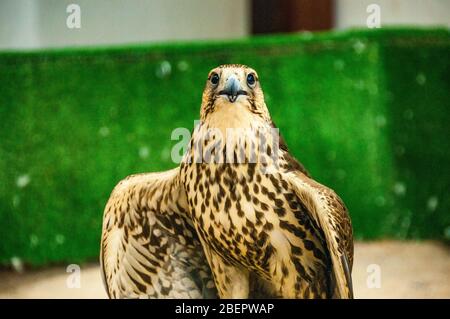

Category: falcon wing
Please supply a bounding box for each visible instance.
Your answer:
[284,170,354,299]
[100,168,217,298]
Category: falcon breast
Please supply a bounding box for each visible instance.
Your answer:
[100,64,354,299]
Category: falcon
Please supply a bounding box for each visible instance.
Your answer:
[100,64,354,299]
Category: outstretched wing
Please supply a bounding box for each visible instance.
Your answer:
[284,170,354,299]
[100,168,217,298]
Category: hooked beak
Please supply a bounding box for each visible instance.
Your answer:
[218,75,247,103]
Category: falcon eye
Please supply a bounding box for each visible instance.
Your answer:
[210,73,220,86]
[247,73,256,87]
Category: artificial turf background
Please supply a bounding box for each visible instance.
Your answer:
[0,28,449,266]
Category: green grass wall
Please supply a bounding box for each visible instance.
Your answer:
[0,28,449,266]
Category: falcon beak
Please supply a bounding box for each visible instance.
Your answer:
[219,75,247,103]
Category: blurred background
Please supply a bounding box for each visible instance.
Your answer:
[1,0,450,49]
[0,0,449,298]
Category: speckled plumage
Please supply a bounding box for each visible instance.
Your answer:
[100,64,353,299]
[100,169,217,298]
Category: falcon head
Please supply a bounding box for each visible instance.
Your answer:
[200,64,270,122]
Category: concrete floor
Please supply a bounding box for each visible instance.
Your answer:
[0,241,449,299]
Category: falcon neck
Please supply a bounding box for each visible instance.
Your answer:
[189,119,280,167]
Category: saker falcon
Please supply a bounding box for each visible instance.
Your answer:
[100,64,354,299]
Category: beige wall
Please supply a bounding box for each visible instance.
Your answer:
[1,0,449,50]
[335,0,450,29]
[0,0,250,49]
